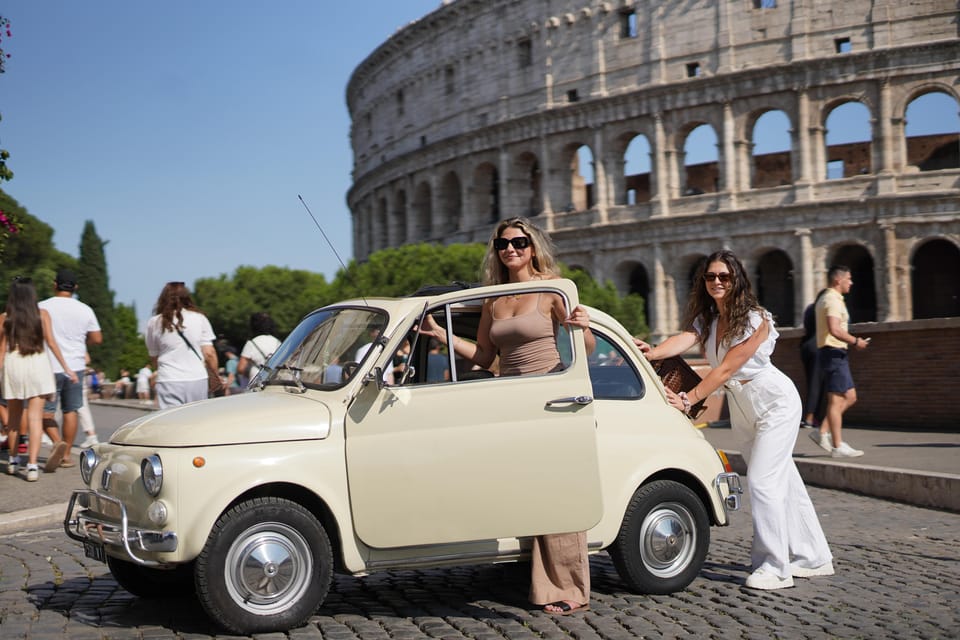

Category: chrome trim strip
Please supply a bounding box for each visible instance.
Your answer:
[365,539,604,571]
[64,490,178,566]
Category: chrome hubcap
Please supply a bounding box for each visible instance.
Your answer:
[225,523,312,614]
[639,503,696,578]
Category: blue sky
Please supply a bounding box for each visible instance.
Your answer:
[1,0,439,327]
[2,2,957,330]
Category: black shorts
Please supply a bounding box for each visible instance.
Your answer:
[818,347,855,394]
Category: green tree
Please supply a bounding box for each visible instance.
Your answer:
[330,243,487,301]
[78,221,119,371]
[0,16,18,259]
[195,265,330,350]
[564,267,649,337]
[0,189,73,294]
[114,302,149,377]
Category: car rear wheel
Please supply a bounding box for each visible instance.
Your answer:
[609,479,710,594]
[196,497,333,634]
[106,556,195,598]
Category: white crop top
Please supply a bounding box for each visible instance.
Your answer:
[695,310,778,381]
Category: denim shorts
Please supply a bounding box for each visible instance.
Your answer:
[43,371,85,414]
[818,347,855,394]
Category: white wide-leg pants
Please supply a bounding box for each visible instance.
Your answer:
[725,368,833,579]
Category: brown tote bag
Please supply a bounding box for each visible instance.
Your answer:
[650,356,707,419]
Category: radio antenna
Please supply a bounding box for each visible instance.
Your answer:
[298,194,367,306]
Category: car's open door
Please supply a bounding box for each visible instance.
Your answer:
[344,279,602,548]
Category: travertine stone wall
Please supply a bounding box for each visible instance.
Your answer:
[346,0,960,341]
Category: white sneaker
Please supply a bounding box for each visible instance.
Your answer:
[792,561,835,578]
[26,466,39,482]
[81,434,99,449]
[831,442,864,458]
[6,458,17,475]
[745,568,794,590]
[808,430,832,453]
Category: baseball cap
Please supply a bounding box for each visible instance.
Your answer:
[55,268,79,291]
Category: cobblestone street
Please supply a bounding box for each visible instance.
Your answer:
[1,484,957,639]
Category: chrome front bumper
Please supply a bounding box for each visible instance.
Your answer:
[63,489,178,567]
[714,472,743,512]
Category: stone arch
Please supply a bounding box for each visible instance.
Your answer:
[472,162,500,224]
[678,252,708,317]
[438,171,462,231]
[911,238,960,319]
[393,189,408,245]
[568,144,595,211]
[616,260,651,328]
[824,100,873,179]
[749,109,793,188]
[375,196,389,252]
[622,133,653,204]
[412,181,432,239]
[904,89,960,171]
[828,244,877,323]
[681,123,719,195]
[512,151,542,217]
[754,248,795,326]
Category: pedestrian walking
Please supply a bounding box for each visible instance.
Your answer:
[135,364,153,403]
[635,250,833,590]
[799,291,827,429]
[1,277,79,481]
[38,269,103,470]
[810,265,869,458]
[145,282,218,409]
[77,354,99,448]
[238,312,281,387]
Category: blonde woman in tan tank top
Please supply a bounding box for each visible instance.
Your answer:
[420,217,596,615]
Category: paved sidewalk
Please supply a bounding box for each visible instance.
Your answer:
[2,409,957,535]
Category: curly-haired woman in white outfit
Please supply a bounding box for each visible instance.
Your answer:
[636,250,833,590]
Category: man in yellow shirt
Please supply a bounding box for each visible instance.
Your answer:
[810,265,869,457]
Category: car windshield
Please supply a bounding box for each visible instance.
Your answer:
[253,306,388,389]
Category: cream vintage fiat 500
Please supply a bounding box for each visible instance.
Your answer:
[65,278,741,634]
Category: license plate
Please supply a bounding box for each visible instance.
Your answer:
[83,541,106,563]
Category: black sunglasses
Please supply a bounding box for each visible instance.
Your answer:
[493,236,530,251]
[703,272,732,283]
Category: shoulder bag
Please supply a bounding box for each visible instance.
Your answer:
[176,327,225,398]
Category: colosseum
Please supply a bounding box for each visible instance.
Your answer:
[346,0,959,342]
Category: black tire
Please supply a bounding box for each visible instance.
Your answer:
[609,479,710,594]
[195,497,333,635]
[106,556,195,598]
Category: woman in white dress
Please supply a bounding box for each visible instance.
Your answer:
[1,277,77,481]
[636,250,833,590]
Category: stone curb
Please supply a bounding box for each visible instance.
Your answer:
[724,452,960,513]
[0,502,70,535]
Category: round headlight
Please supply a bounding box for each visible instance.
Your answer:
[141,455,163,497]
[80,448,99,485]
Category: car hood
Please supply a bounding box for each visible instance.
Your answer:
[110,391,333,447]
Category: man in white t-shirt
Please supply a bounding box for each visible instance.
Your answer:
[39,269,103,471]
[238,312,282,385]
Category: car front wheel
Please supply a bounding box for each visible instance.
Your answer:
[609,479,710,594]
[196,497,333,634]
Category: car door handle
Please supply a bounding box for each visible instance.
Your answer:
[545,395,594,407]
